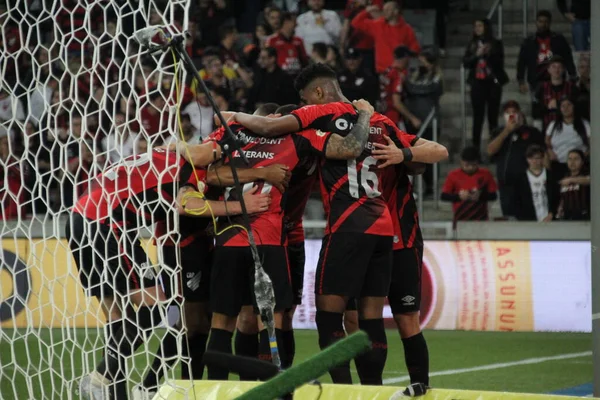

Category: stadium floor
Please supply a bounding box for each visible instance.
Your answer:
[0,329,591,399]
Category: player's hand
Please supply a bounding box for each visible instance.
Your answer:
[372,135,403,169]
[243,186,271,214]
[214,111,236,127]
[352,99,374,116]
[261,164,291,193]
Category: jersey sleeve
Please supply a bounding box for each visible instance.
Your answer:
[294,128,333,155]
[204,126,225,142]
[291,102,355,130]
[384,119,417,148]
[442,171,457,194]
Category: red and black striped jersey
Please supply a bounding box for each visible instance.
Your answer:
[291,102,413,236]
[214,123,331,247]
[284,155,319,245]
[560,179,590,220]
[74,148,205,227]
[442,167,498,222]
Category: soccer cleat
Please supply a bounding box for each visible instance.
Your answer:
[79,372,109,400]
[132,384,157,400]
[402,382,429,397]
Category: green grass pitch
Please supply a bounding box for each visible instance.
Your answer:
[0,329,591,399]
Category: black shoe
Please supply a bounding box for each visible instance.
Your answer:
[403,382,429,397]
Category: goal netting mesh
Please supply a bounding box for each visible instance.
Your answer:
[0,0,194,398]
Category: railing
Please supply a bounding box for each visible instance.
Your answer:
[488,0,504,39]
[415,108,439,217]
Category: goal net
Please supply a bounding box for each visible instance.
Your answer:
[0,0,194,398]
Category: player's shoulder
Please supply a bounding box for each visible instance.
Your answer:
[477,167,495,178]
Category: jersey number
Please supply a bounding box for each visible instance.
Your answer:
[347,156,381,199]
[104,153,151,181]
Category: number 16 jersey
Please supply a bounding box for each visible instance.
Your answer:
[291,102,414,237]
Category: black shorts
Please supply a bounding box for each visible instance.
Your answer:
[66,212,158,298]
[388,247,423,314]
[287,242,305,305]
[210,245,292,317]
[315,233,393,298]
[160,235,213,302]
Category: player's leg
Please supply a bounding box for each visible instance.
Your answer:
[355,235,393,386]
[254,246,293,368]
[314,233,376,384]
[389,247,429,396]
[235,304,259,378]
[280,241,306,368]
[344,299,359,335]
[206,246,250,380]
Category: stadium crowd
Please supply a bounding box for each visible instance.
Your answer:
[0,0,592,223]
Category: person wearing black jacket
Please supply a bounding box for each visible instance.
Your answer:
[487,100,545,218]
[517,10,576,95]
[557,0,590,51]
[248,46,298,110]
[463,18,508,150]
[514,144,559,221]
[338,47,379,106]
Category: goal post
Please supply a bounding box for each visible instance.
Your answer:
[0,0,194,398]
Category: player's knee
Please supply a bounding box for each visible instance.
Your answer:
[316,295,348,313]
[184,302,211,335]
[393,312,421,338]
[282,307,296,331]
[343,311,359,334]
[212,312,237,332]
[236,307,258,334]
[358,296,386,320]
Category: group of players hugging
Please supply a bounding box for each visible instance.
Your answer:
[67,63,448,400]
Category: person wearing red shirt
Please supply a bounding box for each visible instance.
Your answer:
[441,147,498,223]
[351,0,420,74]
[265,12,309,76]
[341,0,384,73]
[381,46,420,129]
[140,92,169,144]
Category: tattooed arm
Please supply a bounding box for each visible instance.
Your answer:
[324,104,374,160]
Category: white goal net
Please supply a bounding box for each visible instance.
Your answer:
[0,0,195,399]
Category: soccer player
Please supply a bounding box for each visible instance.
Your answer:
[205,99,375,380]
[232,63,447,385]
[66,142,270,400]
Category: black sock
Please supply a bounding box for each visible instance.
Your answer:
[142,330,179,389]
[315,311,352,384]
[258,328,287,369]
[235,330,259,380]
[281,330,295,369]
[136,306,163,331]
[402,332,430,385]
[206,328,233,380]
[355,318,387,385]
[182,333,208,380]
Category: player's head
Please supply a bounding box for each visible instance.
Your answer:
[294,63,343,105]
[525,144,545,171]
[460,146,480,175]
[254,103,280,117]
[275,104,300,116]
[383,1,400,22]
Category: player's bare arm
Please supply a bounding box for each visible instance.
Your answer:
[206,164,291,193]
[232,112,301,137]
[164,141,223,167]
[176,185,270,217]
[324,106,373,160]
[373,136,449,169]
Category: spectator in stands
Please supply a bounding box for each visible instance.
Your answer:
[264,5,283,35]
[165,114,198,146]
[380,46,416,130]
[441,146,498,222]
[270,0,300,13]
[183,90,216,140]
[136,136,149,154]
[29,77,58,127]
[404,46,443,196]
[0,128,23,220]
[254,23,270,48]
[533,56,578,131]
[463,18,508,150]
[203,57,248,108]
[141,91,168,144]
[487,100,545,218]
[266,12,309,76]
[513,144,559,222]
[102,112,138,164]
[557,0,590,52]
[211,86,231,112]
[338,47,379,107]
[22,121,52,215]
[0,88,25,123]
[351,0,420,74]
[341,0,384,74]
[198,48,238,81]
[218,25,240,63]
[72,139,102,199]
[575,53,590,121]
[296,0,342,54]
[197,0,234,47]
[546,96,590,178]
[311,42,329,64]
[248,47,297,110]
[557,149,590,220]
[325,45,343,71]
[517,10,575,96]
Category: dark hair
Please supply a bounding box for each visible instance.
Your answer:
[502,100,521,112]
[385,0,400,9]
[211,86,230,101]
[254,102,279,116]
[526,144,545,158]
[567,148,589,175]
[281,11,295,24]
[461,146,480,162]
[312,42,328,59]
[537,10,552,20]
[294,63,337,92]
[218,25,237,41]
[473,18,493,40]
[262,46,278,59]
[550,96,589,148]
[148,91,162,102]
[568,148,585,160]
[275,104,299,115]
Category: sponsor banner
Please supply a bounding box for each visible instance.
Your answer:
[293,241,591,332]
[156,380,587,399]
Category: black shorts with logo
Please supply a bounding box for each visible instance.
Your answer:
[210,245,292,317]
[160,235,213,302]
[287,242,306,305]
[388,247,423,314]
[315,233,393,298]
[66,212,158,298]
